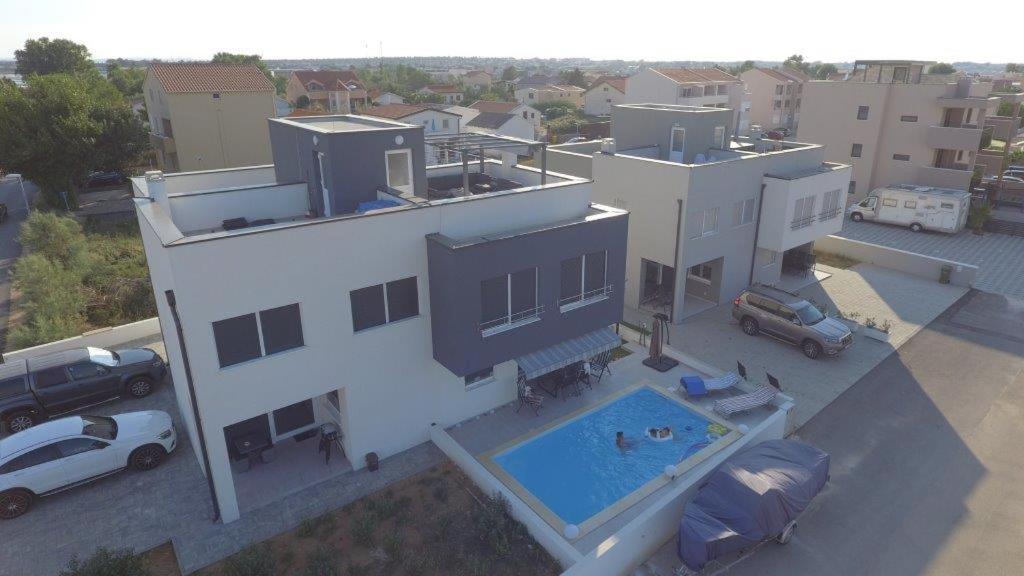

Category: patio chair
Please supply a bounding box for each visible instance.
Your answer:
[736,361,748,380]
[516,372,544,415]
[766,372,782,391]
[705,372,741,393]
[588,350,613,383]
[559,362,587,397]
[713,386,778,419]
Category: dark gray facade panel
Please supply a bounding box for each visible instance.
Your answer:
[427,213,629,377]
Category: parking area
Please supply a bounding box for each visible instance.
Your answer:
[624,262,968,429]
[837,219,1024,299]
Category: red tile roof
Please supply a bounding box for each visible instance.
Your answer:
[149,63,274,93]
[589,75,628,93]
[292,70,364,91]
[780,67,811,82]
[757,68,797,82]
[423,84,462,93]
[469,100,519,114]
[654,68,739,84]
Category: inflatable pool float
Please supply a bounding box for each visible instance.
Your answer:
[707,423,729,436]
[644,428,674,442]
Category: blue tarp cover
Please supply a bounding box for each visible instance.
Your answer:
[678,439,830,571]
[355,199,401,213]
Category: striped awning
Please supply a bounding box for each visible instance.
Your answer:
[516,327,620,380]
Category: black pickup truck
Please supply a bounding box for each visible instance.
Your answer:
[0,346,166,433]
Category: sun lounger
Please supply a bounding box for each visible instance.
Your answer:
[713,386,777,419]
[680,372,740,397]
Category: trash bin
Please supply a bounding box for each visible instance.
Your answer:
[366,451,379,472]
[939,264,952,284]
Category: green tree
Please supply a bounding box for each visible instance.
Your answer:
[783,55,807,73]
[15,37,95,76]
[928,63,956,74]
[501,65,519,82]
[725,60,755,76]
[559,67,587,88]
[211,52,286,94]
[0,74,149,209]
[106,62,146,98]
[1005,63,1021,73]
[814,63,838,79]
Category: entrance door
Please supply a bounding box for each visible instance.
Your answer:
[669,127,686,162]
[385,149,414,195]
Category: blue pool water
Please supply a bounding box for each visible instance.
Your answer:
[493,387,717,526]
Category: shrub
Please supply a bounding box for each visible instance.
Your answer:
[432,483,449,502]
[298,514,338,538]
[299,546,339,576]
[20,211,90,268]
[223,544,277,576]
[60,547,149,576]
[383,532,403,563]
[351,511,377,548]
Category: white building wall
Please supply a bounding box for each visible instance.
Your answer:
[585,84,625,116]
[624,69,679,105]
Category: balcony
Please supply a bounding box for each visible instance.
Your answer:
[926,125,983,151]
[758,163,852,253]
[426,205,628,377]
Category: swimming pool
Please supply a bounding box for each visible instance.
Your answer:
[487,384,739,535]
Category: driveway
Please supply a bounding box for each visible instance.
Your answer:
[624,263,968,429]
[0,176,39,350]
[725,290,1024,576]
[837,219,1024,299]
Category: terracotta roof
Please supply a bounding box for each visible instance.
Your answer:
[780,67,811,82]
[588,75,627,93]
[292,70,364,91]
[654,68,739,84]
[423,84,462,93]
[469,100,519,114]
[757,68,797,82]
[149,63,274,93]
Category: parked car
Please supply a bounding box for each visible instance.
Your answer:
[0,347,166,434]
[0,411,176,519]
[732,286,853,359]
[83,170,126,189]
[563,136,588,144]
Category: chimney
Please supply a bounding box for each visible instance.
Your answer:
[600,138,617,155]
[145,170,169,212]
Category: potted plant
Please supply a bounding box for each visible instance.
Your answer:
[834,310,861,333]
[968,203,992,236]
[862,317,891,342]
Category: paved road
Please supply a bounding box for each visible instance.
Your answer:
[727,290,1024,576]
[0,176,38,350]
[837,219,1024,299]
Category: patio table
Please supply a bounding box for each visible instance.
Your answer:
[234,432,271,471]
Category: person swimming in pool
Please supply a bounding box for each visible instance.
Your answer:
[616,431,630,449]
[648,426,672,439]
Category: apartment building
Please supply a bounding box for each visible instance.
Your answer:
[285,70,370,114]
[584,75,628,116]
[626,68,749,133]
[143,63,276,172]
[797,60,999,201]
[549,104,851,323]
[740,67,809,131]
[514,84,585,108]
[132,114,627,523]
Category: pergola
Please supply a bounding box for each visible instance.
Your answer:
[424,132,549,192]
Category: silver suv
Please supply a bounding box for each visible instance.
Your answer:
[731,286,853,359]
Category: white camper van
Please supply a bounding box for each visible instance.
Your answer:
[848,184,971,233]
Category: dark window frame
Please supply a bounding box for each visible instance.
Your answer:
[893,153,911,161]
[851,143,863,158]
[464,366,495,387]
[351,277,420,333]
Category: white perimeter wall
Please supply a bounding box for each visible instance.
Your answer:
[168,183,309,234]
[814,235,978,287]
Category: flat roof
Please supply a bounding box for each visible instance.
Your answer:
[853,60,935,66]
[269,114,415,133]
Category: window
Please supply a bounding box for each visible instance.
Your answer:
[56,438,106,457]
[792,196,816,229]
[522,111,528,119]
[784,99,791,108]
[689,207,719,238]
[0,444,60,474]
[900,115,918,122]
[775,85,784,95]
[34,367,69,389]
[350,277,419,332]
[821,189,842,220]
[851,143,862,158]
[273,399,315,436]
[717,85,728,95]
[785,85,792,95]
[904,200,917,209]
[528,93,534,99]
[882,198,898,207]
[481,268,539,333]
[560,251,608,308]
[773,100,782,110]
[848,181,857,194]
[161,118,174,138]
[893,154,910,161]
[734,198,756,226]
[603,86,609,91]
[259,304,304,355]
[212,93,221,99]
[688,264,713,282]
[68,363,107,380]
[464,367,494,387]
[796,98,801,109]
[857,106,869,120]
[442,118,450,129]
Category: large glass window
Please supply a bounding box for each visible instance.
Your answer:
[350,285,387,332]
[212,313,261,368]
[259,304,304,355]
[560,252,608,307]
[734,198,756,226]
[857,105,869,120]
[481,269,538,332]
[583,251,607,294]
[385,277,419,322]
[272,399,315,436]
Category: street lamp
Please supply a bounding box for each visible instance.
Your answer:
[5,173,30,214]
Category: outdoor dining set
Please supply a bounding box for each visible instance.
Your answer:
[515,350,614,415]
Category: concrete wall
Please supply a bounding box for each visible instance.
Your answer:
[4,318,162,360]
[814,235,978,287]
[162,165,277,195]
[167,183,308,234]
[547,142,604,180]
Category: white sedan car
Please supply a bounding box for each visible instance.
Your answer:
[0,411,176,519]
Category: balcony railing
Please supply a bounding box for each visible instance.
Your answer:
[819,207,842,221]
[558,285,613,311]
[480,305,545,336]
[790,215,816,230]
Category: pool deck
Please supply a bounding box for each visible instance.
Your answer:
[445,340,780,555]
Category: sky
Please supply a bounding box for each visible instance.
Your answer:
[0,0,1016,64]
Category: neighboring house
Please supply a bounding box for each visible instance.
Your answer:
[465,112,535,143]
[132,113,628,523]
[584,75,628,116]
[512,73,561,91]
[143,63,275,173]
[442,105,481,126]
[626,68,748,134]
[362,104,462,163]
[469,100,542,136]
[739,67,809,131]
[286,70,369,113]
[369,90,405,106]
[418,84,464,105]
[462,70,493,90]
[797,60,999,201]
[548,103,851,323]
[514,84,585,108]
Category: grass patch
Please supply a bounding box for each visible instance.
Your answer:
[814,251,860,270]
[609,339,633,361]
